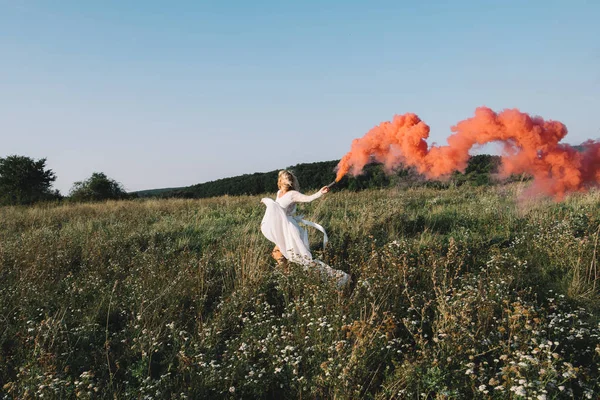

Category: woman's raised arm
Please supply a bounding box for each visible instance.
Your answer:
[288,187,329,203]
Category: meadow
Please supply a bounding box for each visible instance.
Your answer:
[1,183,599,399]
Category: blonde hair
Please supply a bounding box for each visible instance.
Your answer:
[278,170,299,192]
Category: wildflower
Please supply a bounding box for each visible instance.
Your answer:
[229,386,235,393]
[510,385,526,397]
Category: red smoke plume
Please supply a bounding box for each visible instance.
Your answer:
[335,107,600,198]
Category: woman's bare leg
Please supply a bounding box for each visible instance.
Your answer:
[272,246,284,262]
[272,246,289,272]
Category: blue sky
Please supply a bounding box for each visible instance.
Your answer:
[1,0,598,194]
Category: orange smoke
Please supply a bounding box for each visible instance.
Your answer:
[335,107,600,198]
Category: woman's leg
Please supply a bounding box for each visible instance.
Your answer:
[272,246,284,263]
[272,246,289,273]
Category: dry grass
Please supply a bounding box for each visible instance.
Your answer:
[1,184,600,399]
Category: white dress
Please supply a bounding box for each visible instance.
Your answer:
[260,190,350,287]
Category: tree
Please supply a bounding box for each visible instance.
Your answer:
[0,155,59,205]
[69,172,128,202]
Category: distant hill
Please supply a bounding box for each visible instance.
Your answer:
[134,155,502,199]
[135,187,186,198]
[135,160,343,199]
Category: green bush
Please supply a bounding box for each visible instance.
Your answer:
[69,172,128,202]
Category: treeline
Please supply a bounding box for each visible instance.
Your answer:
[141,155,502,199]
[1,154,504,206]
[0,155,132,206]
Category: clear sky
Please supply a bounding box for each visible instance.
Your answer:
[1,0,599,194]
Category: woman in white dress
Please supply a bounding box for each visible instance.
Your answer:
[260,170,350,288]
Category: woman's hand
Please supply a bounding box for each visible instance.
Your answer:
[320,186,330,194]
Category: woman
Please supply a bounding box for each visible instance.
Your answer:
[260,170,350,288]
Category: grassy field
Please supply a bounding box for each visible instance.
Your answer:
[1,184,600,399]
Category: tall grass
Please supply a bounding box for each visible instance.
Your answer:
[1,185,599,399]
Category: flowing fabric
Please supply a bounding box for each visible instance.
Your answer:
[260,190,350,288]
[260,197,322,264]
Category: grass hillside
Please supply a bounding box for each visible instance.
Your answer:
[1,184,600,399]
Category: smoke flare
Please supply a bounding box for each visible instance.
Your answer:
[335,107,600,199]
